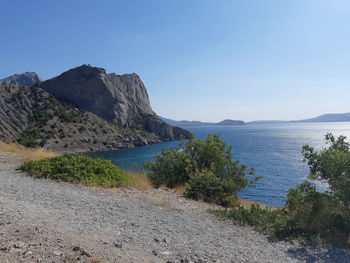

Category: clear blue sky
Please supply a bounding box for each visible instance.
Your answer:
[1,0,350,122]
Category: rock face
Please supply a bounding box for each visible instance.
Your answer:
[41,65,188,140]
[0,72,42,86]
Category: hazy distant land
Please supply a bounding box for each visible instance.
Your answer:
[163,113,350,127]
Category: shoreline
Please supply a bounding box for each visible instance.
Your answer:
[1,147,350,262]
[0,140,275,209]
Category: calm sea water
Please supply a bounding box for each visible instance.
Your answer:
[93,122,350,207]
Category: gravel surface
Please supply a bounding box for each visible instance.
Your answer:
[0,151,350,263]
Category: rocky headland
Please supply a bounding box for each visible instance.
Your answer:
[0,65,189,152]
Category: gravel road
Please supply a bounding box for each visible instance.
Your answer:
[0,151,349,263]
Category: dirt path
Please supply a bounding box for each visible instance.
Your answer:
[0,151,349,263]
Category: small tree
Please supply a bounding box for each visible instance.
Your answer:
[301,133,350,208]
[145,134,252,206]
[286,133,350,244]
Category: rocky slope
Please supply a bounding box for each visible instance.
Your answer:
[0,85,161,152]
[41,65,189,140]
[0,72,42,86]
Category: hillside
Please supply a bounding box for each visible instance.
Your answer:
[296,113,350,123]
[161,117,244,126]
[0,85,161,152]
[247,113,350,125]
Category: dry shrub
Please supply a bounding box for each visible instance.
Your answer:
[127,172,153,189]
[0,141,56,161]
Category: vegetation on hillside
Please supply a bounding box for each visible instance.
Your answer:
[0,85,159,150]
[145,134,254,207]
[19,154,130,187]
[211,133,350,246]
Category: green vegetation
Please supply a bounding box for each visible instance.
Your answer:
[210,204,288,236]
[211,133,350,246]
[145,134,253,207]
[6,86,158,149]
[17,128,45,148]
[19,154,130,187]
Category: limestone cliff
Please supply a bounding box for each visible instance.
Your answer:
[41,65,189,140]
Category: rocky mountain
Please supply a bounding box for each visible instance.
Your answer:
[0,85,161,152]
[41,65,188,140]
[0,72,42,86]
[161,117,244,126]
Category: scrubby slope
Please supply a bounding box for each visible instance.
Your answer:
[0,85,161,152]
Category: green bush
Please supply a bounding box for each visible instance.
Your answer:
[211,133,350,246]
[145,134,252,206]
[210,204,289,237]
[19,154,130,187]
[17,128,44,148]
[185,170,240,207]
[146,148,192,188]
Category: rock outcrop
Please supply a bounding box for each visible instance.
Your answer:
[0,85,161,152]
[0,72,42,86]
[41,65,189,140]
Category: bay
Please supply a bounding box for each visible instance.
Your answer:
[93,122,350,207]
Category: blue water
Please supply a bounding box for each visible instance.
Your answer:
[92,122,350,207]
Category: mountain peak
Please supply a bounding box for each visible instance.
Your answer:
[0,72,42,86]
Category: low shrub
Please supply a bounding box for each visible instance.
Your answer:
[19,154,130,187]
[184,170,240,207]
[210,204,289,237]
[17,128,44,148]
[146,148,191,188]
[286,181,350,244]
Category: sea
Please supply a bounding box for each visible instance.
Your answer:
[92,122,350,207]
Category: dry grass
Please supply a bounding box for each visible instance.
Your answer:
[238,197,273,209]
[171,184,187,195]
[0,141,56,161]
[127,172,153,189]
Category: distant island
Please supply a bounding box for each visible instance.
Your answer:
[161,117,244,126]
[163,113,350,127]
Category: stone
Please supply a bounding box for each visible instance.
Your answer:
[52,251,63,256]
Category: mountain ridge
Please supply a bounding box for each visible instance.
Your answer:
[161,117,244,126]
[0,72,42,86]
[247,113,350,124]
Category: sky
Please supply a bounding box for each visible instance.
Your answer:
[1,0,350,122]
